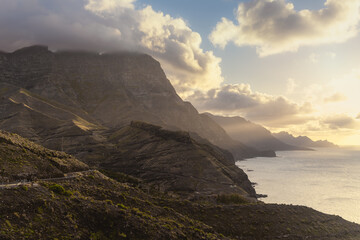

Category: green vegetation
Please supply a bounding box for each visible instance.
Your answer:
[99,169,140,186]
[216,193,250,205]
[48,183,73,196]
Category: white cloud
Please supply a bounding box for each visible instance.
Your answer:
[286,78,297,94]
[327,52,337,59]
[187,84,313,127]
[323,93,347,103]
[210,0,360,57]
[0,0,223,93]
[85,0,135,13]
[309,53,319,63]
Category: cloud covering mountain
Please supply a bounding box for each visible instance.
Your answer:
[0,0,223,93]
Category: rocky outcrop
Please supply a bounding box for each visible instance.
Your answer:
[0,130,88,182]
[206,113,310,151]
[0,45,273,160]
[102,121,256,197]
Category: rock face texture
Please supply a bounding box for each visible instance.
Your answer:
[102,121,255,197]
[273,131,338,149]
[206,113,310,151]
[0,45,272,160]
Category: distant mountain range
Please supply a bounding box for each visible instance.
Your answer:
[206,113,311,151]
[273,131,338,149]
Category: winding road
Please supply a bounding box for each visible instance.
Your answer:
[0,170,95,189]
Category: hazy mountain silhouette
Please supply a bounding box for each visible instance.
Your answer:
[273,131,338,149]
[206,113,311,151]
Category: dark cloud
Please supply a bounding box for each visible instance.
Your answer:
[322,114,359,129]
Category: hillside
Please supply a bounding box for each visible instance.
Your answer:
[0,130,88,182]
[206,113,310,151]
[0,132,359,240]
[0,45,273,160]
[101,121,256,197]
[273,132,338,149]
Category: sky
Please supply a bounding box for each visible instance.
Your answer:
[0,0,360,145]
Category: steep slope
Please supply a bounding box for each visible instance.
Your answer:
[206,113,310,151]
[0,45,272,160]
[0,136,359,240]
[2,172,360,240]
[0,130,88,182]
[101,121,256,197]
[274,131,338,148]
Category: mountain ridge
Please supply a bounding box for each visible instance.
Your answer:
[0,45,273,160]
[0,128,359,239]
[206,113,311,151]
[273,131,339,149]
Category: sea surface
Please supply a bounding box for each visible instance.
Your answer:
[237,147,360,224]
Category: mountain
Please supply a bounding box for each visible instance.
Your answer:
[1,130,359,240]
[206,113,310,151]
[101,121,256,197]
[0,45,273,160]
[273,131,339,149]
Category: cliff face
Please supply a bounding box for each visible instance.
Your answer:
[206,113,310,151]
[102,121,256,197]
[0,45,271,160]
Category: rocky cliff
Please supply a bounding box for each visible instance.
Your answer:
[0,45,273,160]
[102,121,255,197]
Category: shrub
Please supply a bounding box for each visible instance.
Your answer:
[48,184,73,196]
[216,194,249,205]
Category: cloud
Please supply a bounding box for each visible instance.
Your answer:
[327,52,337,59]
[0,0,223,93]
[322,114,359,129]
[187,84,313,127]
[309,53,319,63]
[85,0,135,12]
[286,78,297,94]
[323,93,347,103]
[210,0,360,57]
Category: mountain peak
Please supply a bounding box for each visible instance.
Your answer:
[12,45,50,55]
[273,131,338,148]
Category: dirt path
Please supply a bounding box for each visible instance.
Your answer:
[0,170,94,189]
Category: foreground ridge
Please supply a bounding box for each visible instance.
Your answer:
[0,129,359,239]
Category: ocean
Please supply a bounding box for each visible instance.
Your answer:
[237,147,360,224]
